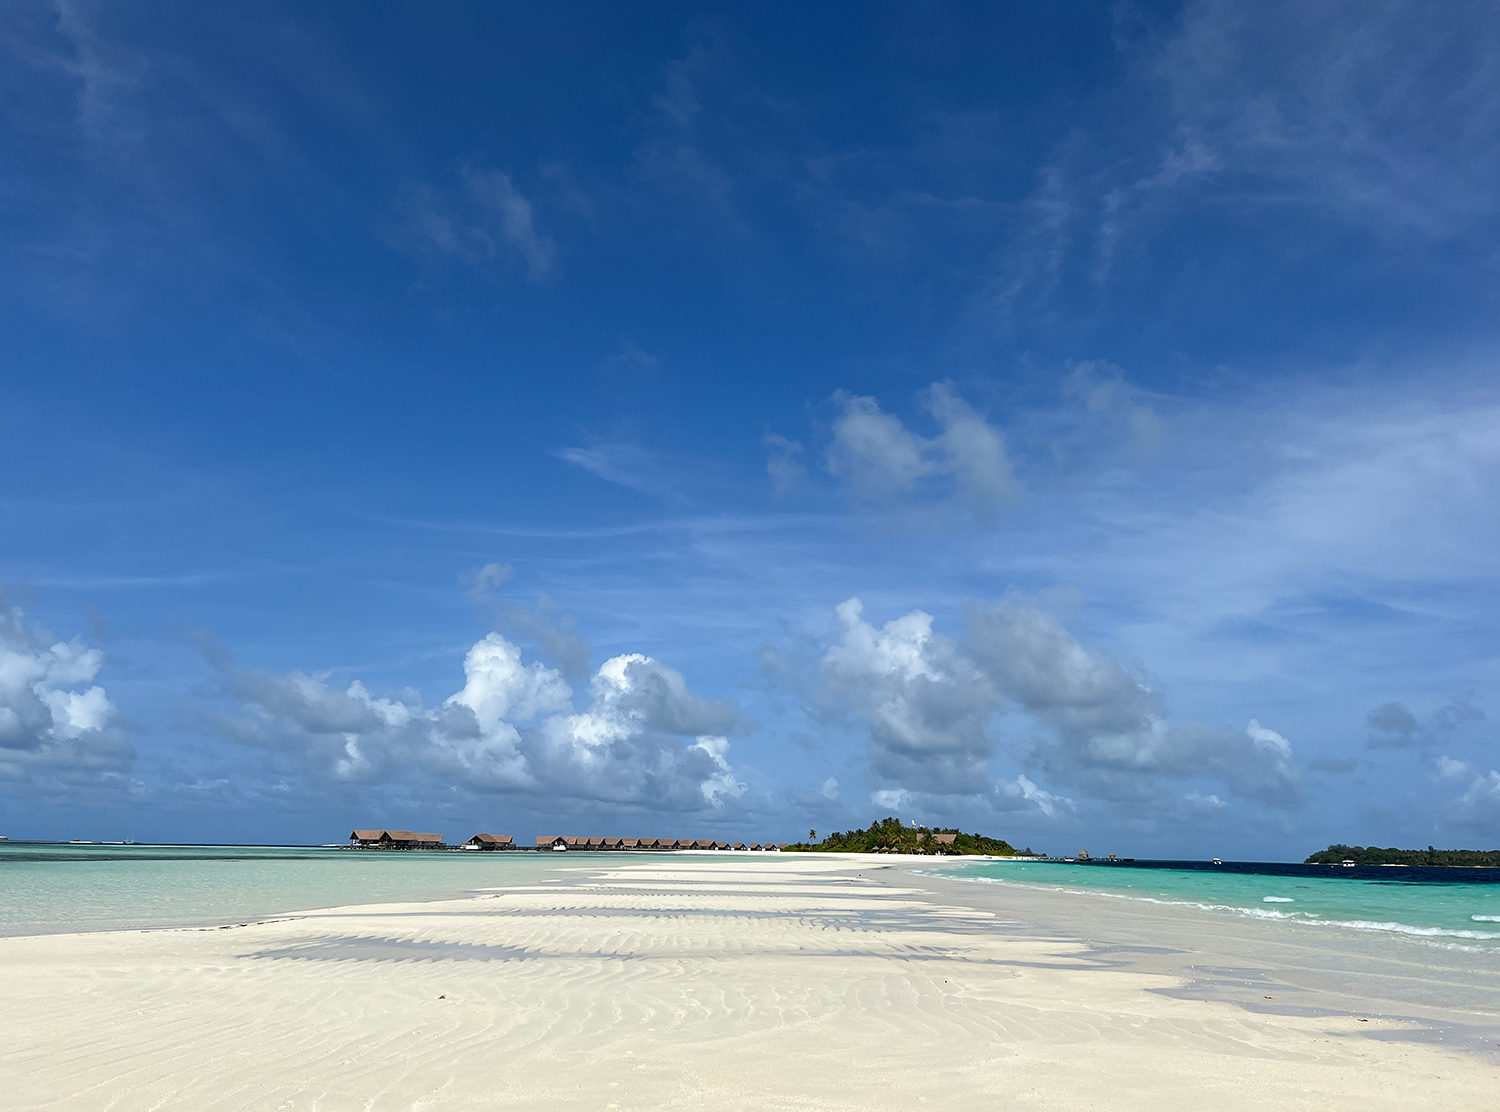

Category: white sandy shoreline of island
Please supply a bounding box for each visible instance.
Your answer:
[1,852,1496,1111]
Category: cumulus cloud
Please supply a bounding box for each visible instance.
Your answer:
[924,382,1018,510]
[819,597,1000,795]
[0,599,131,787]
[823,383,1016,511]
[966,602,1302,807]
[826,393,934,499]
[228,669,425,784]
[1436,756,1500,829]
[220,632,749,814]
[870,787,913,813]
[806,595,1302,815]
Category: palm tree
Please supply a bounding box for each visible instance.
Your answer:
[808,829,817,844]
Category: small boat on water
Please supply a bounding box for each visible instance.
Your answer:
[1341,859,1357,867]
[1211,858,1222,865]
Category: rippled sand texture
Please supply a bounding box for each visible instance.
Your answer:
[1,855,1495,1110]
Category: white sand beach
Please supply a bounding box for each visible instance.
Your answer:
[2,854,1496,1110]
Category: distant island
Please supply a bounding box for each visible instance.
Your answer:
[1305,843,1500,867]
[787,817,1035,857]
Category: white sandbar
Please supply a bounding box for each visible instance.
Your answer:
[1,853,1495,1110]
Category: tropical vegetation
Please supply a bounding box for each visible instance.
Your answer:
[1305,844,1500,867]
[787,816,1035,856]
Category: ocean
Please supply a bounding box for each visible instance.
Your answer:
[945,858,1500,950]
[0,842,596,937]
[7,843,1500,956]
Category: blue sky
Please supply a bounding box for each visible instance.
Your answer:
[3,0,1498,856]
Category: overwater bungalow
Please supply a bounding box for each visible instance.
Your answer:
[462,834,513,850]
[348,829,445,849]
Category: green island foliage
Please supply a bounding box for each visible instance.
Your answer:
[1304,843,1500,867]
[785,816,1035,856]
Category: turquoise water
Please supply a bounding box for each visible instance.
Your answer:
[946,860,1500,949]
[0,843,610,937]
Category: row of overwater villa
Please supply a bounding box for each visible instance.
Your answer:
[348,829,785,852]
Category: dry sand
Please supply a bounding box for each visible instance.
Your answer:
[1,853,1496,1110]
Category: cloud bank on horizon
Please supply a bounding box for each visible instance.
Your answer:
[2,0,1498,853]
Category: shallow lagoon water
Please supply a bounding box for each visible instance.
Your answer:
[947,859,1500,949]
[0,843,608,936]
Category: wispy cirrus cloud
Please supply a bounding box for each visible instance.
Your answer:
[395,166,557,282]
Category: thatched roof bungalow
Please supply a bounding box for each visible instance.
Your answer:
[463,833,513,850]
[348,829,445,849]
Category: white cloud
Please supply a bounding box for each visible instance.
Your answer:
[824,383,1016,512]
[763,432,806,493]
[870,787,911,812]
[966,602,1303,808]
[826,392,934,499]
[805,594,1302,814]
[1440,761,1500,829]
[994,774,1071,817]
[396,167,557,282]
[0,599,130,786]
[1436,755,1473,782]
[554,440,685,502]
[820,597,1000,795]
[447,633,572,728]
[1060,361,1166,458]
[461,168,556,282]
[1146,0,1500,240]
[463,562,513,602]
[925,381,1018,511]
[222,632,749,814]
[692,736,746,807]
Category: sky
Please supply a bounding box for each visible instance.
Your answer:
[3,0,1499,857]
